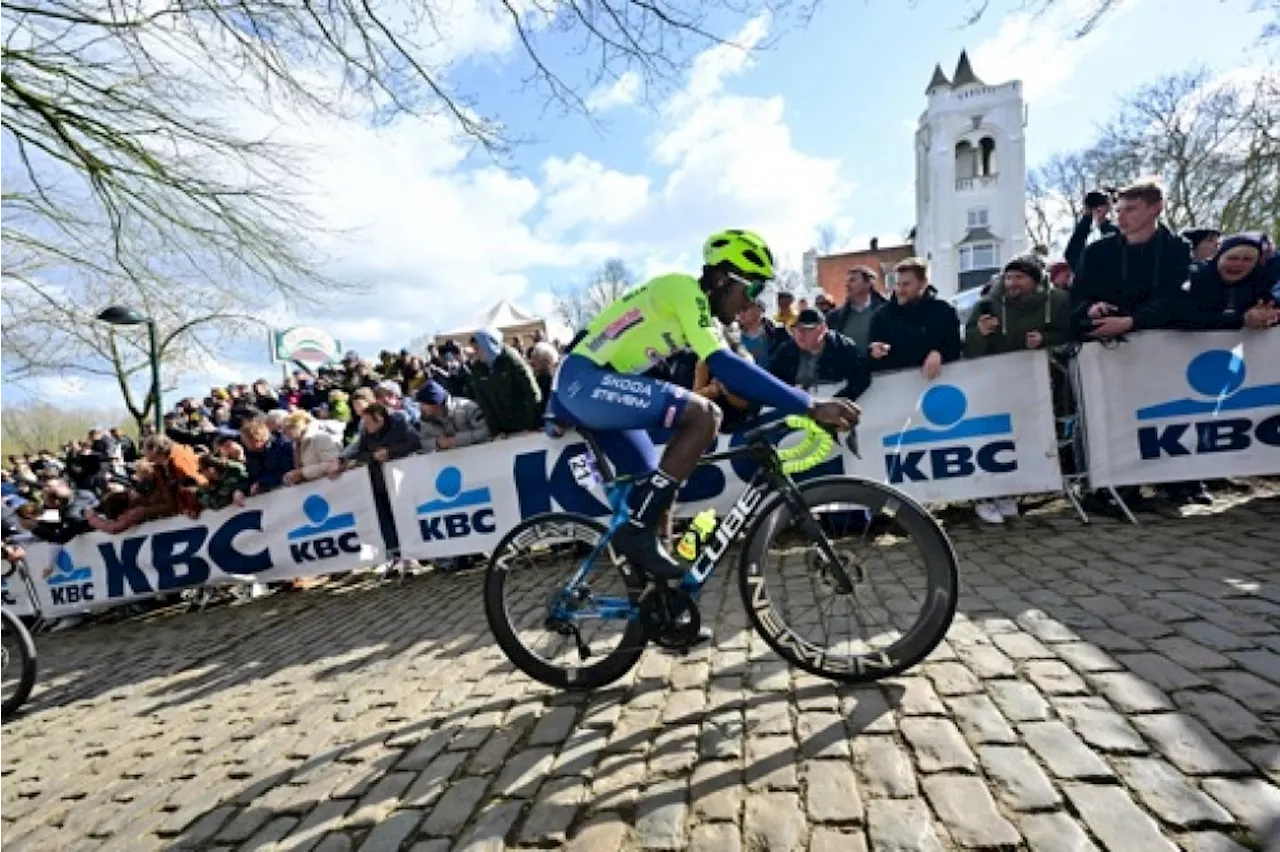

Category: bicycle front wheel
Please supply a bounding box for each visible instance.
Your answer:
[2,608,37,718]
[484,513,648,691]
[738,476,958,684]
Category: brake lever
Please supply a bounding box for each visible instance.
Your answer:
[845,425,861,459]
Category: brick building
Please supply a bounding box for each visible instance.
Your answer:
[814,238,915,305]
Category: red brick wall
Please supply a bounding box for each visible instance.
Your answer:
[815,244,914,303]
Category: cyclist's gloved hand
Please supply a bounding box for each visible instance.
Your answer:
[809,398,860,432]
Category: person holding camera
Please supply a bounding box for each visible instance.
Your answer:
[1068,180,1192,342]
[1064,189,1119,273]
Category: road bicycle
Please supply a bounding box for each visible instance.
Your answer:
[484,416,959,690]
[2,558,39,719]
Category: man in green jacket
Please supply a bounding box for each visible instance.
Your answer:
[470,328,543,436]
[964,255,1070,525]
[965,255,1070,358]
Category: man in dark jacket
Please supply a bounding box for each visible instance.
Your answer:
[867,257,963,377]
[770,309,872,401]
[333,403,421,470]
[1064,190,1119,272]
[239,417,295,495]
[1166,234,1279,331]
[1069,181,1193,341]
[965,255,1071,357]
[470,328,542,435]
[825,265,887,349]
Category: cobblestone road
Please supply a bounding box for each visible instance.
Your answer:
[4,493,1280,851]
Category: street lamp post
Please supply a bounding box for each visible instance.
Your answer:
[96,306,162,433]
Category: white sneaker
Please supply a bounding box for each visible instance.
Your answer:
[994,497,1020,518]
[975,501,1005,524]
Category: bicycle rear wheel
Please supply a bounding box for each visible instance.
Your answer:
[484,513,648,690]
[2,608,37,718]
[738,476,957,683]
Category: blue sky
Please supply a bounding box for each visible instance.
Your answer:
[5,0,1274,412]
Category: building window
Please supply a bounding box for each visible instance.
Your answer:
[966,208,989,229]
[954,141,976,180]
[979,136,996,175]
[959,243,999,272]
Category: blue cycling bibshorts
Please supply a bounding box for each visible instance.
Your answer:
[547,354,690,476]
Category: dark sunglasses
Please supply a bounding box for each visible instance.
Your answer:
[727,271,768,300]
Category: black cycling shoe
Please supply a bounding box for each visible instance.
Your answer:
[611,524,687,581]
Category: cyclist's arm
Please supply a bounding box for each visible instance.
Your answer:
[664,278,812,416]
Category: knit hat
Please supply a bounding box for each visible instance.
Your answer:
[415,380,449,406]
[1003,254,1045,285]
[1214,232,1263,258]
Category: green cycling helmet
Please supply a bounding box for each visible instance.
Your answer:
[703,229,776,289]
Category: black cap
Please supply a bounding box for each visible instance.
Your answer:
[1182,228,1220,247]
[795,308,824,328]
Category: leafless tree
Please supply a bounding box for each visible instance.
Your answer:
[1026,68,1278,252]
[553,258,638,332]
[3,0,814,397]
[959,0,1275,39]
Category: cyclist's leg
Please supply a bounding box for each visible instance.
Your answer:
[553,355,721,580]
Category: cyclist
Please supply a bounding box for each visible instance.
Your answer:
[547,229,860,583]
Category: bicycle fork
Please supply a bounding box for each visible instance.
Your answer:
[768,472,864,593]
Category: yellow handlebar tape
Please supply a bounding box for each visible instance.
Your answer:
[777,416,836,474]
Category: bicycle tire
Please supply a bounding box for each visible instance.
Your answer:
[484,512,648,691]
[738,476,958,684]
[2,608,38,719]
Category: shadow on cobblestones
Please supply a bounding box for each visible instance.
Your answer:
[3,490,1279,851]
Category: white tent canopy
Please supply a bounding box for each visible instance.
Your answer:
[434,299,547,347]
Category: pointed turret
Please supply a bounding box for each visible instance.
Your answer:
[952,50,983,88]
[925,63,951,95]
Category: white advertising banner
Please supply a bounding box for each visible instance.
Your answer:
[1078,330,1280,488]
[1,542,47,618]
[35,472,386,618]
[386,349,1064,560]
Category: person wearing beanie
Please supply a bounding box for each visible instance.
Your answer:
[1047,260,1072,290]
[964,254,1071,524]
[1164,233,1278,332]
[1182,228,1221,262]
[966,254,1070,358]
[416,379,491,452]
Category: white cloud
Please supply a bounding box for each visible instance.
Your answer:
[536,13,851,265]
[971,0,1153,104]
[585,71,641,112]
[538,154,651,237]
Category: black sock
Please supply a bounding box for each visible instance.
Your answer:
[625,469,679,527]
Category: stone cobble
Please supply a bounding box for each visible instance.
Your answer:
[3,495,1279,850]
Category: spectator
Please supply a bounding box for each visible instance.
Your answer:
[814,293,836,313]
[196,455,250,512]
[1070,180,1192,341]
[1165,233,1279,332]
[22,479,97,543]
[770,309,873,401]
[88,435,204,532]
[774,291,798,329]
[965,255,1070,357]
[826,265,887,350]
[238,417,295,500]
[868,257,962,378]
[528,342,560,416]
[111,427,139,464]
[417,380,491,452]
[375,379,419,427]
[469,328,542,436]
[1183,228,1221,263]
[331,402,421,473]
[401,356,430,397]
[281,410,345,485]
[1064,189,1119,272]
[343,387,376,445]
[736,297,790,369]
[1047,260,1073,290]
[252,379,282,412]
[964,255,1070,524]
[215,435,245,463]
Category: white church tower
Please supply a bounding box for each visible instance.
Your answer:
[914,51,1027,297]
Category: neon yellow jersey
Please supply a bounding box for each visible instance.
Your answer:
[571,273,726,373]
